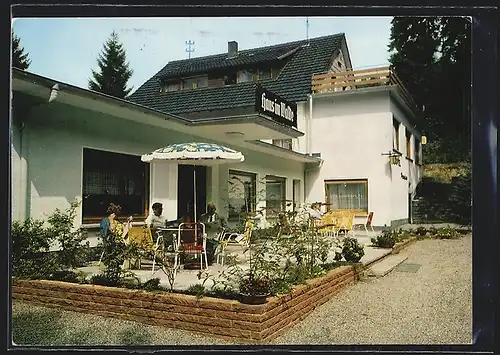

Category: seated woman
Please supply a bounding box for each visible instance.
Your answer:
[98,203,133,266]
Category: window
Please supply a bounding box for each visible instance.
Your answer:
[406,129,412,159]
[82,148,149,223]
[414,138,421,164]
[182,76,208,90]
[228,170,256,220]
[393,118,401,151]
[325,179,368,213]
[337,61,342,68]
[223,73,237,85]
[237,70,254,83]
[258,68,272,80]
[163,81,180,92]
[266,175,286,216]
[272,139,293,150]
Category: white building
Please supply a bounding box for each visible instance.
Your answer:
[11,33,423,238]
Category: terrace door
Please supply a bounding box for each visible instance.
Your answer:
[177,165,207,222]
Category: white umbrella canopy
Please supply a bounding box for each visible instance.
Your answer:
[141,142,245,223]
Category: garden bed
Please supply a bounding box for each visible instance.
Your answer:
[12,266,357,344]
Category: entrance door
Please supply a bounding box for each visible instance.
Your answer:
[177,165,207,222]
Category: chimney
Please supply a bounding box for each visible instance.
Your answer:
[228,41,238,58]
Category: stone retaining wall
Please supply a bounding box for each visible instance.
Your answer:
[12,266,357,343]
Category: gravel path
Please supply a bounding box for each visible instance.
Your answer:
[11,234,472,346]
[271,234,473,345]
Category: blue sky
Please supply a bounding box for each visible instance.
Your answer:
[12,17,393,93]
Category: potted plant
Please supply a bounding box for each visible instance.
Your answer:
[341,237,365,263]
[238,272,272,305]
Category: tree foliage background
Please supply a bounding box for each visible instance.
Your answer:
[88,31,134,99]
[388,17,471,164]
[12,31,31,70]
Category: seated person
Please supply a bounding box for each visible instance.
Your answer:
[308,202,324,219]
[200,202,227,239]
[145,202,167,242]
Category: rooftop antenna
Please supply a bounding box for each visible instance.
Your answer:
[185,40,195,59]
[306,17,310,41]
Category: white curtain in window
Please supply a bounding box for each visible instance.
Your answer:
[327,182,367,211]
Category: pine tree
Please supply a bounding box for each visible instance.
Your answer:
[12,31,31,70]
[88,31,133,98]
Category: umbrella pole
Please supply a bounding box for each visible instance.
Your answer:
[193,168,197,224]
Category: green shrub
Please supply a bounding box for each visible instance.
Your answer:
[371,230,397,248]
[449,169,471,225]
[433,226,460,239]
[341,237,365,262]
[142,278,162,292]
[11,219,58,279]
[90,274,114,286]
[46,200,89,270]
[186,284,206,299]
[415,226,428,236]
[48,270,80,283]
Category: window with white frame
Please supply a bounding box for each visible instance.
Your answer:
[265,175,286,216]
[325,179,368,213]
[406,128,412,159]
[393,118,401,152]
[228,170,256,220]
[82,148,149,223]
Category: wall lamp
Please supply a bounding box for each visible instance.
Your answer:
[48,84,59,103]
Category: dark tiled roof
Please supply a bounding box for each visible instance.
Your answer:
[128,33,344,117]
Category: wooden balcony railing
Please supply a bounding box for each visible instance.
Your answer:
[311,66,420,113]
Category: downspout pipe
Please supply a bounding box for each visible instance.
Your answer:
[308,94,313,155]
[304,93,314,206]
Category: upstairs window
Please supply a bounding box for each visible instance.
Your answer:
[406,128,412,159]
[182,76,208,90]
[223,73,237,85]
[272,139,293,150]
[393,118,401,152]
[163,81,180,92]
[238,70,254,83]
[414,138,422,164]
[258,68,272,80]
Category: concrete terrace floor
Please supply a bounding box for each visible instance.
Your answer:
[76,229,393,291]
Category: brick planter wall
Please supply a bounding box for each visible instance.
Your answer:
[12,266,357,343]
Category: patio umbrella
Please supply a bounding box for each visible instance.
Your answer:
[141,142,245,224]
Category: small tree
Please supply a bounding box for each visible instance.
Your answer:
[12,31,31,70]
[88,31,133,98]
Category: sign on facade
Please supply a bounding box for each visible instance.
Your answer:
[255,85,298,128]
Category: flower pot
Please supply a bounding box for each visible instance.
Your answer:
[239,293,270,305]
[343,254,362,263]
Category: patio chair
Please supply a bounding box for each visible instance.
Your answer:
[352,211,376,237]
[336,211,355,238]
[317,212,339,238]
[176,222,208,270]
[213,229,230,266]
[226,219,253,247]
